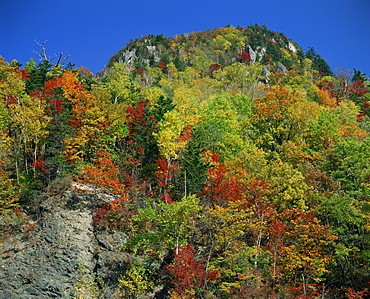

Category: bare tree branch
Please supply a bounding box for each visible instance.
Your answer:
[33,40,50,61]
[55,52,70,66]
[32,40,70,66]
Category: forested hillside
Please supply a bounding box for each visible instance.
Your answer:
[1,24,370,298]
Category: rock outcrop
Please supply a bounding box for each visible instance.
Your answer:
[277,62,288,73]
[0,182,128,298]
[246,45,257,63]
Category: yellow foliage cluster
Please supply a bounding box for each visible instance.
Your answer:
[317,89,337,108]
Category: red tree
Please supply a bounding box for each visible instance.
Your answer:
[166,244,219,295]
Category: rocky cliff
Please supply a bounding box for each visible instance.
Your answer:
[0,182,130,298]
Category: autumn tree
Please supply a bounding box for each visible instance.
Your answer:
[125,195,201,258]
[252,85,298,152]
[166,243,219,298]
[0,166,19,215]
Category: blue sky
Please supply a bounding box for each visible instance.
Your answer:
[1,0,369,76]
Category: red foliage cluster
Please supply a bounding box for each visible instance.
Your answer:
[178,125,193,142]
[4,94,19,106]
[351,80,368,97]
[356,113,366,122]
[156,157,173,188]
[345,287,370,299]
[34,77,66,115]
[159,192,173,204]
[166,244,219,294]
[239,51,251,64]
[32,158,49,173]
[269,219,286,238]
[123,172,137,188]
[67,116,82,128]
[93,205,110,226]
[126,99,152,137]
[156,157,174,203]
[286,282,320,298]
[209,63,221,73]
[248,180,269,202]
[50,98,65,114]
[202,163,246,206]
[158,61,167,73]
[19,68,29,80]
[44,77,63,91]
[93,200,135,231]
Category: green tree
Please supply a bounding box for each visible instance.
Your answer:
[213,62,264,98]
[196,93,245,158]
[126,195,201,258]
[306,47,333,76]
[322,137,370,201]
[102,62,142,104]
[181,136,210,195]
[306,107,340,152]
[352,68,367,83]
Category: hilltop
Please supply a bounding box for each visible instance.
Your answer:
[99,24,332,78]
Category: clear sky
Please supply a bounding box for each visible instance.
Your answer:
[1,0,369,76]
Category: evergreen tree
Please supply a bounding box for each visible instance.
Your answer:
[306,47,333,76]
[352,68,367,82]
[182,136,209,195]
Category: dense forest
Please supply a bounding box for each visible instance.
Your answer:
[1,24,370,298]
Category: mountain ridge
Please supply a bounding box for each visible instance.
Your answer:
[98,24,332,78]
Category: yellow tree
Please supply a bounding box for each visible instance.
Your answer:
[0,56,51,181]
[90,85,129,147]
[0,58,24,176]
[258,158,309,211]
[276,208,337,296]
[334,99,367,139]
[0,165,19,215]
[102,62,141,104]
[200,200,256,295]
[213,62,265,99]
[7,93,51,177]
[252,85,303,152]
[154,110,189,160]
[62,70,104,162]
[153,84,201,160]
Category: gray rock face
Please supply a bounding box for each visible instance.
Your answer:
[257,47,266,62]
[277,62,288,73]
[0,183,128,298]
[262,67,271,83]
[288,41,297,53]
[246,45,257,63]
[119,50,137,65]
